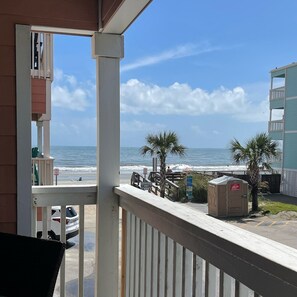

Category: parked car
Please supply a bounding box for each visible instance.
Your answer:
[37,206,79,240]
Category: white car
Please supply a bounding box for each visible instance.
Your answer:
[37,206,79,240]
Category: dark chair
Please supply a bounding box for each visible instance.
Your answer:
[0,232,65,297]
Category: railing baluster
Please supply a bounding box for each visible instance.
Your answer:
[159,233,166,297]
[146,224,153,297]
[78,204,84,297]
[184,249,193,297]
[140,220,146,297]
[239,283,253,297]
[175,243,183,297]
[194,256,205,297]
[223,273,235,297]
[152,229,159,297]
[130,214,136,297]
[60,205,66,297]
[125,211,132,297]
[134,217,141,297]
[167,238,174,297]
[122,209,128,297]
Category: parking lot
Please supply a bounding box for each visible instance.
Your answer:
[185,193,297,250]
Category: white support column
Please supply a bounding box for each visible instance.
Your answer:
[16,25,35,236]
[92,32,124,297]
[43,121,50,158]
[37,121,43,154]
[42,78,52,158]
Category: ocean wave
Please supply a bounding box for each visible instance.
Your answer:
[58,166,97,172]
[56,164,247,174]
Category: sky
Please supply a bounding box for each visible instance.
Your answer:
[39,0,297,148]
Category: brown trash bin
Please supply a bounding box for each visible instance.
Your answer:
[208,175,248,218]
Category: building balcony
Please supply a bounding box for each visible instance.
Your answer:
[32,157,54,185]
[31,32,53,80]
[270,87,285,109]
[269,120,284,132]
[270,87,285,101]
[268,120,284,141]
[31,184,297,297]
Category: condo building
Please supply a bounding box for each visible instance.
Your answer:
[269,62,297,197]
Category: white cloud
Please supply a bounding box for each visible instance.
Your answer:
[52,69,91,111]
[121,42,222,72]
[120,79,269,122]
[121,120,165,132]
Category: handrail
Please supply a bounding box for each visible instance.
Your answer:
[268,120,284,132]
[115,184,297,296]
[32,185,97,297]
[32,184,97,206]
[148,171,180,201]
[270,87,285,100]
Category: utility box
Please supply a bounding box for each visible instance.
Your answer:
[208,175,248,218]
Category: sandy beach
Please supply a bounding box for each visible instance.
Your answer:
[57,172,132,186]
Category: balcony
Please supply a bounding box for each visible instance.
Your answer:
[31,32,53,80]
[270,87,285,110]
[32,184,297,297]
[268,120,284,141]
[32,157,54,185]
[269,120,284,132]
[270,87,285,101]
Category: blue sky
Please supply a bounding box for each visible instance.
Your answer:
[44,0,297,148]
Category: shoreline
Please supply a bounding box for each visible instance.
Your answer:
[57,173,131,186]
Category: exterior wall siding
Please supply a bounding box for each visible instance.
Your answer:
[282,169,297,197]
[270,98,284,109]
[0,0,99,234]
[285,99,297,131]
[283,133,297,169]
[32,78,46,115]
[286,66,297,98]
[0,0,98,32]
[0,23,17,233]
[269,131,283,140]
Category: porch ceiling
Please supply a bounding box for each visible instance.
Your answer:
[101,0,152,34]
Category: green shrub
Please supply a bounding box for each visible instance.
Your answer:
[178,173,212,203]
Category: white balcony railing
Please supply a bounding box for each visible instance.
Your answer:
[270,87,285,101]
[31,32,53,80]
[268,120,284,133]
[116,184,297,297]
[32,157,54,185]
[32,185,97,297]
[31,184,297,297]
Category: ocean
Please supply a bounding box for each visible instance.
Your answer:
[51,146,246,183]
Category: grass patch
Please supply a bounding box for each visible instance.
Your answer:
[259,201,297,214]
[178,173,213,203]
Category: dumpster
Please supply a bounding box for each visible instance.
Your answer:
[208,175,248,218]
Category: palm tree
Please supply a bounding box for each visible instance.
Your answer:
[230,133,279,211]
[140,131,186,198]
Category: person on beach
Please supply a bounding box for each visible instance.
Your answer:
[167,166,172,173]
